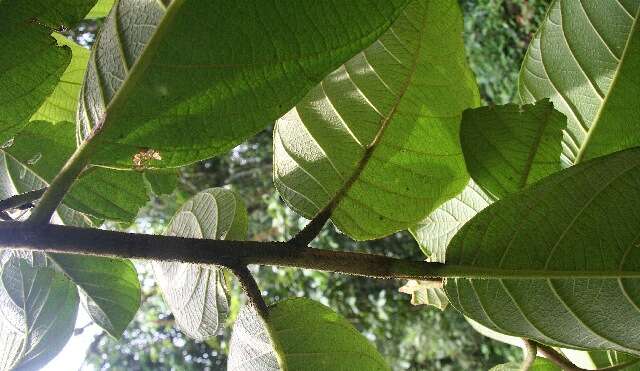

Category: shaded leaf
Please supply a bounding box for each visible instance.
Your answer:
[0,258,79,370]
[228,298,388,371]
[460,100,566,199]
[274,0,478,240]
[153,188,247,341]
[47,254,140,338]
[0,0,96,143]
[2,120,172,222]
[78,0,410,168]
[445,147,640,355]
[519,0,640,165]
[490,358,560,371]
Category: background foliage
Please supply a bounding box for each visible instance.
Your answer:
[80,1,551,370]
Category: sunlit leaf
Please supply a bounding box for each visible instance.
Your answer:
[410,179,492,262]
[274,0,478,240]
[0,257,79,370]
[519,0,640,165]
[228,298,389,371]
[153,188,247,341]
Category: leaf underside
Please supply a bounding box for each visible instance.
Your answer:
[228,298,389,371]
[274,0,478,240]
[460,99,566,199]
[445,148,640,355]
[153,188,247,341]
[519,0,640,165]
[79,0,410,169]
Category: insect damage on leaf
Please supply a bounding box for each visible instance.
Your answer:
[132,148,161,170]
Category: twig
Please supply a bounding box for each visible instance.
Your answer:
[288,207,332,246]
[534,341,584,370]
[0,188,46,212]
[231,266,269,319]
[521,339,537,371]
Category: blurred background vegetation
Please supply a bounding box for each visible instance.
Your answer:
[77,1,551,370]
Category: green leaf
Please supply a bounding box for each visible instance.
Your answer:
[228,298,389,371]
[143,169,177,196]
[0,257,79,370]
[273,0,479,240]
[30,34,89,124]
[410,180,492,262]
[490,358,561,371]
[47,254,140,338]
[444,147,640,355]
[460,100,566,199]
[519,0,640,165]
[77,0,410,169]
[86,0,115,18]
[153,188,247,341]
[2,121,172,222]
[0,0,96,143]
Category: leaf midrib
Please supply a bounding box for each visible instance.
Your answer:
[566,4,639,164]
[318,5,430,216]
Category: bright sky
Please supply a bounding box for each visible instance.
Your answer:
[41,306,101,371]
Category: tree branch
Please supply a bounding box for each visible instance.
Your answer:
[0,221,446,280]
[289,207,332,247]
[28,138,95,225]
[0,188,46,212]
[521,339,537,371]
[231,266,269,319]
[1,222,638,280]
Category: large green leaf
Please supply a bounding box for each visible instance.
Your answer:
[228,298,388,371]
[1,121,175,222]
[519,0,640,165]
[77,0,410,168]
[0,257,79,370]
[0,0,96,143]
[273,0,479,240]
[460,100,566,199]
[153,188,247,341]
[444,147,640,355]
[47,254,140,338]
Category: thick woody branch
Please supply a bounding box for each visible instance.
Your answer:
[0,221,445,280]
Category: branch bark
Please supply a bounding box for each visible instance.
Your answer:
[0,188,46,212]
[0,221,446,280]
[231,266,269,319]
